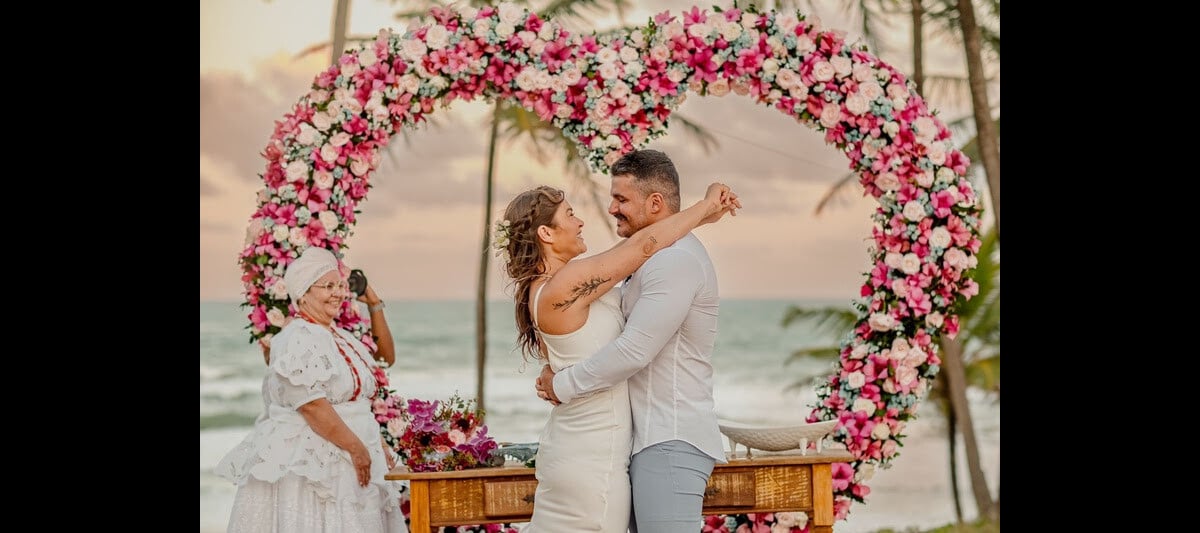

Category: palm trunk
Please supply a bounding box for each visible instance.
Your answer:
[910,0,924,97]
[940,336,994,520]
[476,103,501,412]
[955,0,1000,240]
[944,387,964,523]
[330,0,351,67]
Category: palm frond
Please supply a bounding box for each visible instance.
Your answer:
[781,305,858,336]
[786,346,842,365]
[540,0,632,25]
[812,170,861,216]
[669,113,721,154]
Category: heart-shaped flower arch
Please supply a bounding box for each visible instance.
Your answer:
[238,2,983,521]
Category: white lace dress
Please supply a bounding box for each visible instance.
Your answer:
[524,286,632,533]
[215,320,407,533]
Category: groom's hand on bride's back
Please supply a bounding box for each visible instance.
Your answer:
[536,364,562,405]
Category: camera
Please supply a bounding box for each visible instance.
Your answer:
[348,269,368,297]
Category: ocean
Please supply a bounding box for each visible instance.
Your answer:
[199,299,999,532]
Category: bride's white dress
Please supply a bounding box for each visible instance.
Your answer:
[525,285,632,533]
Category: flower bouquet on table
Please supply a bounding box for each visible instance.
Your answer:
[391,392,499,472]
[705,512,811,533]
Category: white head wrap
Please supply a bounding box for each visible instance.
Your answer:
[284,247,339,302]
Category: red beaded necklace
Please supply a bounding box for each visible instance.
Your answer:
[298,311,373,402]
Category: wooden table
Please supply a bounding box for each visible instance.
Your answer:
[387,449,853,532]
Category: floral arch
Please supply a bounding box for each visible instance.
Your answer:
[238,2,984,521]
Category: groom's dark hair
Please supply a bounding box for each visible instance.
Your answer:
[611,149,681,213]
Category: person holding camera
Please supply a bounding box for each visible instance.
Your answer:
[259,267,396,367]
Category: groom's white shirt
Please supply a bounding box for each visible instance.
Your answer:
[552,233,726,462]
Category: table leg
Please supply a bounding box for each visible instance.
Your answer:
[409,479,432,532]
[812,463,834,532]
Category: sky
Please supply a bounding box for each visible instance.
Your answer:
[199,0,990,302]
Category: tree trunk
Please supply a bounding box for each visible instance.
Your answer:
[910,0,924,97]
[955,0,1000,240]
[945,389,963,523]
[330,0,351,67]
[940,336,994,520]
[476,104,501,412]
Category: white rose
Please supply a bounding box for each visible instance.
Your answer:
[687,22,712,39]
[318,210,339,232]
[619,46,639,63]
[272,225,290,243]
[555,103,573,119]
[927,142,947,165]
[667,68,686,83]
[517,30,536,47]
[598,62,620,80]
[852,398,876,414]
[892,96,908,111]
[914,170,933,188]
[831,56,852,76]
[856,463,876,482]
[662,21,684,40]
[596,48,619,64]
[900,252,921,275]
[846,371,866,389]
[903,200,926,222]
[425,25,450,50]
[887,82,908,99]
[320,144,340,163]
[269,279,289,300]
[515,68,537,91]
[244,219,266,246]
[428,75,448,90]
[875,172,901,192]
[311,111,333,132]
[891,279,908,298]
[313,170,334,190]
[357,48,378,68]
[794,34,815,54]
[862,141,880,157]
[288,227,308,247]
[845,93,869,115]
[775,13,799,33]
[929,226,952,249]
[883,121,900,137]
[819,103,841,128]
[904,347,925,368]
[609,81,630,100]
[296,123,319,146]
[708,78,730,97]
[341,61,360,77]
[871,422,891,440]
[853,64,873,82]
[859,81,883,101]
[884,251,904,269]
[925,311,945,328]
[761,58,779,75]
[850,344,870,359]
[266,308,287,327]
[775,69,801,91]
[913,116,937,144]
[329,131,352,147]
[943,248,969,270]
[473,19,491,39]
[498,2,524,25]
[881,379,897,394]
[285,160,309,182]
[720,21,742,41]
[812,61,835,82]
[868,312,897,332]
[495,22,515,38]
[538,24,556,41]
[561,68,582,85]
[936,167,956,184]
[399,38,427,62]
[350,156,370,176]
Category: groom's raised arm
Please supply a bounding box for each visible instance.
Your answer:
[551,248,702,404]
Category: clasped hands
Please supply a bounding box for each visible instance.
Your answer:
[535,364,562,406]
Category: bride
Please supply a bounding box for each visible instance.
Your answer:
[496,181,737,532]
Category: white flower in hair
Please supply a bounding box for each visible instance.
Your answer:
[492,219,513,263]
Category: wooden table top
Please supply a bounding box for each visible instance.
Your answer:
[386,448,854,481]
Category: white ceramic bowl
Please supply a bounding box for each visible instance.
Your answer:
[718,420,838,453]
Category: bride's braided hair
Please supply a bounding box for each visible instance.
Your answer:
[499,186,565,360]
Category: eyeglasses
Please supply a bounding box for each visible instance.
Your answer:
[311,281,350,292]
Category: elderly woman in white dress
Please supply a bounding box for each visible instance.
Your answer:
[217,246,406,533]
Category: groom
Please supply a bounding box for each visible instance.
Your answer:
[537,149,730,533]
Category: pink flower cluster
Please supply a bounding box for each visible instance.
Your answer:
[240,1,983,521]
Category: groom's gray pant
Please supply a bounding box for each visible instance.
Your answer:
[628,440,716,533]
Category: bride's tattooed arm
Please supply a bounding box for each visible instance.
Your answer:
[553,277,611,311]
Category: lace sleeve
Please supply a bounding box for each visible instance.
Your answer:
[269,325,340,408]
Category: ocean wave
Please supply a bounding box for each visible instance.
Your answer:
[200,412,259,430]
